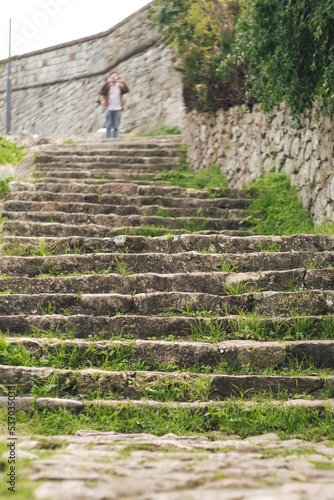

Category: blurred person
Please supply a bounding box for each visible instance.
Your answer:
[101,72,130,138]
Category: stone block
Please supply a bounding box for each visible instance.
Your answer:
[291,137,300,157]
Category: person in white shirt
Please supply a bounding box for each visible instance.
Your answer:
[101,72,130,138]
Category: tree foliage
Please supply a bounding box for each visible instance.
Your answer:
[151,0,334,117]
[235,0,334,116]
[150,0,246,111]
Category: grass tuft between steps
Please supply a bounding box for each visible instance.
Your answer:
[1,402,334,441]
[2,314,334,343]
[134,125,182,137]
[245,173,334,235]
[190,314,334,342]
[153,163,229,196]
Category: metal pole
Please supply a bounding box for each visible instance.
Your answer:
[6,18,12,134]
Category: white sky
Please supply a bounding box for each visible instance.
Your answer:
[0,0,151,60]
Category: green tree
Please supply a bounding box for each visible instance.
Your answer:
[235,0,334,116]
[150,0,245,111]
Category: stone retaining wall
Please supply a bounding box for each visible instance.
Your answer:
[0,3,185,138]
[184,105,334,225]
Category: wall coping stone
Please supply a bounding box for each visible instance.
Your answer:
[0,2,153,64]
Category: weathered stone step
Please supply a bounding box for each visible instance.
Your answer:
[1,396,333,414]
[5,337,334,369]
[0,251,333,276]
[35,154,181,166]
[3,233,334,255]
[4,221,254,238]
[48,136,184,148]
[34,168,158,178]
[33,181,247,199]
[0,313,330,339]
[1,290,334,317]
[35,177,154,186]
[3,211,246,231]
[35,161,175,172]
[0,291,252,316]
[42,148,184,158]
[4,201,243,219]
[7,191,252,209]
[0,365,328,400]
[38,147,184,157]
[0,268,332,295]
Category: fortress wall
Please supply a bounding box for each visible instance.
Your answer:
[0,4,185,137]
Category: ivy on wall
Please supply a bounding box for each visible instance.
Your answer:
[236,0,334,116]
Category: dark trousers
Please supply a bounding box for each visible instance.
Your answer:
[105,110,122,138]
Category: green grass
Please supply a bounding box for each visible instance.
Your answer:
[136,125,182,137]
[121,226,176,237]
[217,261,239,273]
[154,207,171,217]
[0,177,14,200]
[0,441,38,500]
[245,172,334,235]
[257,240,279,252]
[36,257,135,278]
[181,218,215,232]
[1,402,334,441]
[154,163,229,194]
[189,314,334,342]
[0,137,25,165]
[223,281,252,295]
[3,239,57,257]
[114,257,135,275]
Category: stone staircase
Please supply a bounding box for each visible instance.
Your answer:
[1,135,334,415]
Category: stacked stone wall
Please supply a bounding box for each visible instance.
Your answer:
[184,105,334,225]
[0,4,185,137]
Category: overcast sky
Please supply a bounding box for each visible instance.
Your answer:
[0,0,151,60]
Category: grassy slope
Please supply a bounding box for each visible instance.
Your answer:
[245,173,334,235]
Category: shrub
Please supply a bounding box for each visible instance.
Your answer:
[0,137,25,165]
[235,0,334,116]
[150,0,246,112]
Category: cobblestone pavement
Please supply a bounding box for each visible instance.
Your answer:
[3,431,333,500]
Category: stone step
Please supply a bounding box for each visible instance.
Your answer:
[0,290,334,317]
[3,201,244,219]
[7,191,252,209]
[0,250,333,276]
[34,177,155,186]
[55,136,184,144]
[35,161,176,171]
[0,364,328,400]
[4,221,254,238]
[3,233,334,255]
[35,154,181,166]
[0,291,251,316]
[4,337,334,369]
[41,142,187,156]
[0,313,330,339]
[3,211,246,231]
[0,397,334,414]
[38,148,184,158]
[0,397,334,422]
[34,168,158,178]
[32,181,248,199]
[0,268,331,295]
